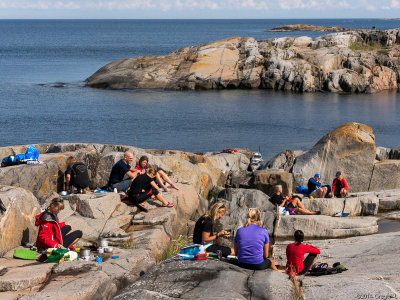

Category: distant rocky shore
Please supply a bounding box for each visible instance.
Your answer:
[87,28,400,93]
[268,24,356,32]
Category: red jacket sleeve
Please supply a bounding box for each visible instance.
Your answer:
[37,224,58,248]
[342,178,349,190]
[332,179,337,193]
[303,244,320,255]
[59,222,65,228]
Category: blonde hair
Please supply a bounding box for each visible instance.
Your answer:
[245,208,262,227]
[204,202,227,222]
[66,156,78,167]
[146,168,157,176]
[49,198,64,211]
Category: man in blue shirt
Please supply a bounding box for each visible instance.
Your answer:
[307,173,328,198]
[108,151,139,192]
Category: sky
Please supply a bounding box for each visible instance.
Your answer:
[1,0,400,19]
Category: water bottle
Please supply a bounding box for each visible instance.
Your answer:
[26,160,39,165]
[199,242,205,255]
[114,188,117,193]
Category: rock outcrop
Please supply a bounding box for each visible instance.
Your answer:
[87,28,400,93]
[0,186,40,256]
[268,24,355,32]
[292,122,376,193]
[113,258,292,300]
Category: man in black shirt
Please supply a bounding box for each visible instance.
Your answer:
[108,152,139,192]
[269,185,288,207]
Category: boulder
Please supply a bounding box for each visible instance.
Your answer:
[275,215,378,238]
[91,151,124,189]
[265,149,304,172]
[0,186,41,256]
[369,160,400,191]
[252,170,294,196]
[0,153,70,203]
[113,258,292,300]
[292,122,376,193]
[215,188,275,234]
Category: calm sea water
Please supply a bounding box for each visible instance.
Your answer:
[1,19,400,159]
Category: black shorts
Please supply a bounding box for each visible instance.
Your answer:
[231,258,272,270]
[129,188,159,205]
[61,225,82,248]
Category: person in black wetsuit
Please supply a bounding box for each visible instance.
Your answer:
[193,202,232,257]
[127,168,174,212]
[65,157,90,194]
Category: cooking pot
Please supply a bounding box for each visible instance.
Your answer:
[99,239,108,248]
[80,248,91,258]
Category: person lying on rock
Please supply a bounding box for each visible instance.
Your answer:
[35,198,82,251]
[286,230,320,276]
[307,173,328,198]
[332,171,348,198]
[127,168,174,212]
[285,196,321,215]
[65,156,90,194]
[107,151,139,192]
[135,155,179,192]
[233,208,283,272]
[193,202,233,257]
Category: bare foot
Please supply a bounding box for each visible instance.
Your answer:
[171,184,180,190]
[163,187,171,192]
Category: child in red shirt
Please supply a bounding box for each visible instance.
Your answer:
[286,230,320,275]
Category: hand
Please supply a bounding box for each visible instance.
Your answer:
[56,244,66,249]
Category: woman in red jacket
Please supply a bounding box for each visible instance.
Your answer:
[35,198,82,250]
[286,230,320,275]
[332,171,349,198]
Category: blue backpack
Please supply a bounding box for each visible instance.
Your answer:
[1,145,39,167]
[296,185,309,195]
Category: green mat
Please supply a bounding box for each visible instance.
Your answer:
[13,249,37,260]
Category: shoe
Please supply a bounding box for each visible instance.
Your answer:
[134,203,148,212]
[315,211,321,215]
[162,202,174,207]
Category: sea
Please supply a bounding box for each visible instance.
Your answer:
[1,19,400,159]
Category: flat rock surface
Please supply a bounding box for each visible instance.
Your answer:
[274,231,400,299]
[113,258,292,300]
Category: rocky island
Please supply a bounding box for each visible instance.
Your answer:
[87,28,400,93]
[0,122,399,299]
[268,24,355,32]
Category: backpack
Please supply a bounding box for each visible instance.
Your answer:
[70,162,90,188]
[296,185,309,195]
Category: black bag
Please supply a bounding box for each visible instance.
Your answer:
[70,162,90,189]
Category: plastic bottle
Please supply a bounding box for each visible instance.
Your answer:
[26,160,39,165]
[114,188,118,193]
[198,242,205,255]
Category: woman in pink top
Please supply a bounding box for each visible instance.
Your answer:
[286,230,320,275]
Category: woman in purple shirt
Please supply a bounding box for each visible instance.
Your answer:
[234,209,283,272]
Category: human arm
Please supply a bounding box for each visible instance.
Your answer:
[263,242,269,259]
[234,242,238,256]
[342,178,349,190]
[150,180,161,192]
[201,229,228,244]
[126,169,139,180]
[65,174,71,192]
[331,179,337,193]
[303,244,321,255]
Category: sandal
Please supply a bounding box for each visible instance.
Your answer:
[134,203,148,212]
[163,202,174,207]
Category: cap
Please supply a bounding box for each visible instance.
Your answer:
[336,171,341,177]
[314,173,321,179]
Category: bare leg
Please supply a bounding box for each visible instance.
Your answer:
[293,198,316,215]
[316,188,324,198]
[270,259,285,273]
[155,193,169,206]
[155,173,169,191]
[65,174,71,193]
[340,188,347,197]
[158,170,179,190]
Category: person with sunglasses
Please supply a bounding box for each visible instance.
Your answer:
[193,202,233,257]
[35,198,82,250]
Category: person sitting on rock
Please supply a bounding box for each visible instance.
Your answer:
[193,202,233,257]
[107,151,139,192]
[127,168,174,212]
[307,174,328,198]
[269,185,289,208]
[35,198,82,250]
[135,155,179,192]
[233,208,283,272]
[65,157,90,194]
[286,230,320,276]
[332,171,348,198]
[285,196,321,215]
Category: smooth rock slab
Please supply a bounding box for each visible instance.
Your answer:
[113,258,292,300]
[276,215,378,238]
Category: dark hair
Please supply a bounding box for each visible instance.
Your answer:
[138,155,149,166]
[294,230,304,246]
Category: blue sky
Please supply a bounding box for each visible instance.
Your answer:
[1,0,400,19]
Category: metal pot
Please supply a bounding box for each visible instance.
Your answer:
[99,239,108,248]
[80,248,91,258]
